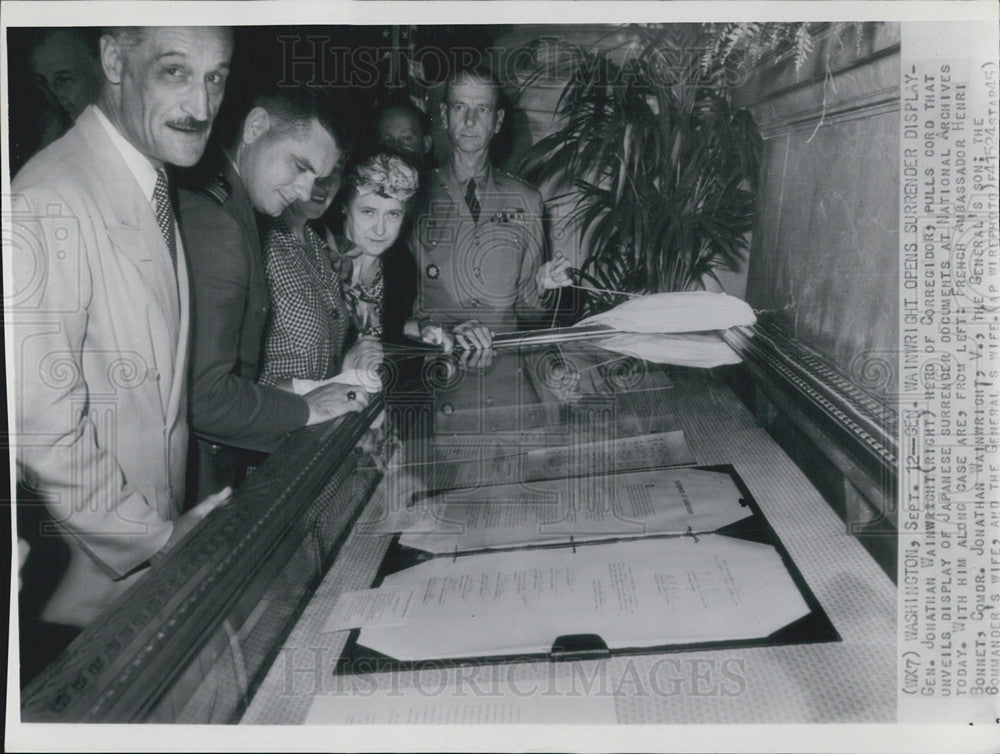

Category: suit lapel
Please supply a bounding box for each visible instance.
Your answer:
[166,240,190,425]
[77,110,180,325]
[76,109,179,417]
[224,161,263,259]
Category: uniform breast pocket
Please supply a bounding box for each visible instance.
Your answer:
[475,245,521,304]
[419,214,458,251]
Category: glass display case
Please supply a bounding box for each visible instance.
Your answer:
[21,333,898,724]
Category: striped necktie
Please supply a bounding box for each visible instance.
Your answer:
[153,169,177,268]
[465,178,481,224]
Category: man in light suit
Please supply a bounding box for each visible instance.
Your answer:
[9,27,234,666]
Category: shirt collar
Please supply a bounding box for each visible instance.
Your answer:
[223,148,241,179]
[92,104,160,203]
[446,157,492,192]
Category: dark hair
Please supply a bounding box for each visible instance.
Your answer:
[34,27,102,59]
[443,64,502,108]
[101,27,147,49]
[9,74,72,175]
[377,100,430,139]
[251,85,352,153]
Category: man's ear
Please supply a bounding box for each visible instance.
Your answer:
[439,101,448,129]
[99,34,124,85]
[242,107,271,145]
[422,134,433,156]
[493,108,505,135]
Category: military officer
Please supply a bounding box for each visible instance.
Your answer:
[181,87,366,500]
[405,66,571,353]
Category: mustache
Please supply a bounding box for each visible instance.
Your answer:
[165,117,211,132]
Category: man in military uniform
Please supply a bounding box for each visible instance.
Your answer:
[180,87,365,500]
[405,66,572,353]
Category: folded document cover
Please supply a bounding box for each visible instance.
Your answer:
[331,466,839,672]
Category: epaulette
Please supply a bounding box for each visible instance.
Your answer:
[494,168,520,186]
[199,172,232,206]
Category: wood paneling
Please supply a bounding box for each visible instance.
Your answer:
[739,24,901,393]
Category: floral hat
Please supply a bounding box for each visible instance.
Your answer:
[350,152,419,203]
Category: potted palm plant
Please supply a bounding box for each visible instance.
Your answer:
[518,24,762,316]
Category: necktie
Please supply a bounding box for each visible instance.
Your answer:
[465,178,481,224]
[153,169,177,268]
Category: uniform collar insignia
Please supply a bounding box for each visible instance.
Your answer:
[200,172,232,206]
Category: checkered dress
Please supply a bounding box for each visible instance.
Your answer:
[259,219,351,384]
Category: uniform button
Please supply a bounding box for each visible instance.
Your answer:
[470,299,479,308]
[442,403,454,415]
[485,395,494,405]
[473,267,481,277]
[147,369,160,381]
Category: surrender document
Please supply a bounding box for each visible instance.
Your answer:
[397,467,749,554]
[354,535,811,661]
[521,430,694,481]
[403,430,695,497]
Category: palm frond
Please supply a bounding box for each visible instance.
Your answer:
[519,24,763,313]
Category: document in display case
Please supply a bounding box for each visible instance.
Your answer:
[330,466,839,673]
[381,466,746,553]
[401,429,695,498]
